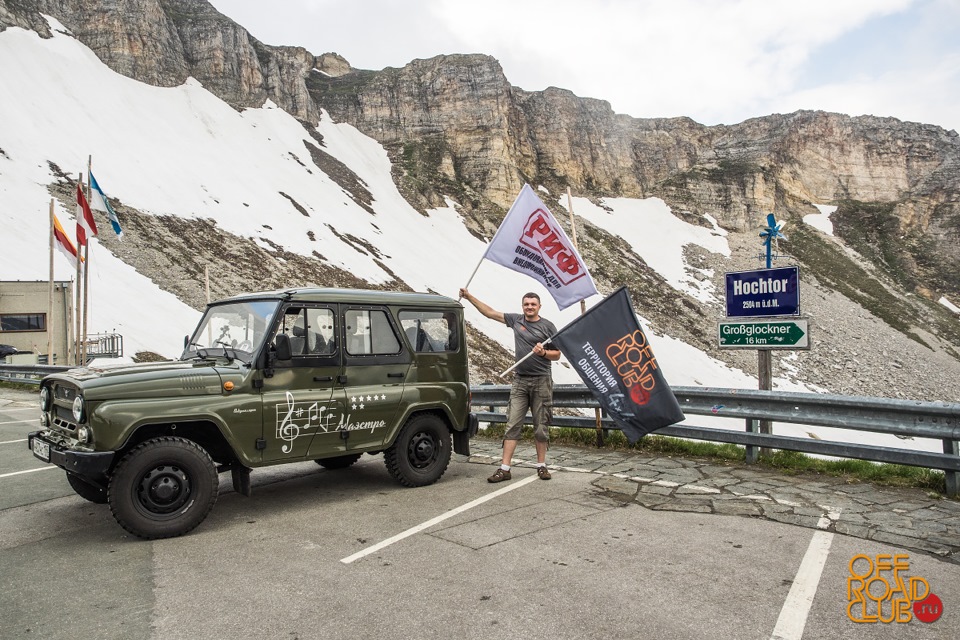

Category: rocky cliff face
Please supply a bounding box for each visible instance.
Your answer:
[1,0,318,120]
[5,0,956,286]
[312,63,960,302]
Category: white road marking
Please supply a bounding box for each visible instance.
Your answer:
[0,419,39,426]
[0,466,57,479]
[770,508,842,640]
[0,438,28,445]
[341,474,539,564]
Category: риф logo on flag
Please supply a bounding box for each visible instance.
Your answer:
[519,209,587,287]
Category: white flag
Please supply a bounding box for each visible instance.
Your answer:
[483,184,598,310]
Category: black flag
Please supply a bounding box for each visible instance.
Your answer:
[551,287,685,442]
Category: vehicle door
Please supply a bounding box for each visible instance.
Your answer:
[260,305,345,462]
[309,304,410,454]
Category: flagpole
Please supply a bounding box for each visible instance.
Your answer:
[81,168,93,365]
[566,187,605,446]
[74,176,83,366]
[459,185,531,298]
[48,199,55,364]
[460,256,485,297]
[498,331,561,378]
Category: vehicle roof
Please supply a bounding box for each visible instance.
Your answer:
[212,287,462,308]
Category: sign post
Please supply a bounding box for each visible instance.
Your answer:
[721,213,805,461]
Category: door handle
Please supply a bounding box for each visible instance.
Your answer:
[314,376,333,382]
[387,372,404,378]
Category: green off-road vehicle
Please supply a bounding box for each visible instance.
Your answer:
[28,288,478,539]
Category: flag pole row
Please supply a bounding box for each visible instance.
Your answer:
[48,162,123,365]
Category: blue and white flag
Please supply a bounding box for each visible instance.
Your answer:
[89,171,123,239]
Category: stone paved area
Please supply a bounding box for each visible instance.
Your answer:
[467,438,960,563]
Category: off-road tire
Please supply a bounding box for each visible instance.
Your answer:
[108,437,219,539]
[384,414,451,487]
[315,453,363,469]
[66,472,108,504]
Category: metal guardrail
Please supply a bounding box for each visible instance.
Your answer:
[3,365,958,495]
[0,364,69,384]
[471,383,960,496]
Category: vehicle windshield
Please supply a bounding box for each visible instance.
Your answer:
[182,300,280,363]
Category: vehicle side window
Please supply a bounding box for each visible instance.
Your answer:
[276,306,337,357]
[399,310,459,352]
[345,309,400,355]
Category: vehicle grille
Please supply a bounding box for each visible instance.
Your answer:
[49,382,80,432]
[54,384,77,402]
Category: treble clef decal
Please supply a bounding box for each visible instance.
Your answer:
[278,391,300,453]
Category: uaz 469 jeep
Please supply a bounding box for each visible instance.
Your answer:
[29,288,478,539]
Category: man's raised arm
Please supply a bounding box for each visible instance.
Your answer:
[459,288,505,324]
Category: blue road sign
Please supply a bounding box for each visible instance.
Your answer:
[725,266,800,318]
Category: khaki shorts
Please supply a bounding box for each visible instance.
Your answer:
[504,375,553,442]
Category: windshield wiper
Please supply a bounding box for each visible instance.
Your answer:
[214,340,238,361]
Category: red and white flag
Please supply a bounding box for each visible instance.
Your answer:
[53,212,82,270]
[76,183,98,246]
[482,184,598,310]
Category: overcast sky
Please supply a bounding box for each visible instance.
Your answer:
[207,0,960,132]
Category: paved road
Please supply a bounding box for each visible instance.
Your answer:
[1,388,958,639]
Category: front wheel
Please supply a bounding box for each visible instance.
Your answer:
[66,472,107,504]
[384,415,451,487]
[108,437,219,539]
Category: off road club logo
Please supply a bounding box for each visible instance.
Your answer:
[847,553,943,623]
[606,329,659,405]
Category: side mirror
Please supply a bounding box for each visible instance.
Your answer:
[274,334,292,361]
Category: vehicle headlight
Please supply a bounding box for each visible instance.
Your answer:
[77,425,92,444]
[72,396,85,423]
[39,386,52,411]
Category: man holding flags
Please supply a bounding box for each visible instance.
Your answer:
[461,184,684,477]
[459,183,594,481]
[460,288,560,482]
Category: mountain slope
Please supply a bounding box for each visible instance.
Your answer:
[1,1,959,405]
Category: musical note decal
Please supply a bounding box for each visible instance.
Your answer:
[278,391,300,453]
[274,390,388,454]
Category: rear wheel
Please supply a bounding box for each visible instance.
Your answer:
[315,453,362,469]
[108,437,218,539]
[66,472,107,504]
[384,414,451,487]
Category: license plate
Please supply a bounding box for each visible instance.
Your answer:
[32,437,50,462]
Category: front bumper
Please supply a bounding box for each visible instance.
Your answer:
[27,431,115,480]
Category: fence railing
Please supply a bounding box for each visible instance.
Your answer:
[3,364,958,495]
[0,364,69,384]
[471,384,960,497]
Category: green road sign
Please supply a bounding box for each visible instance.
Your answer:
[718,318,810,349]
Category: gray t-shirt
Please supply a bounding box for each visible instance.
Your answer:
[504,313,558,377]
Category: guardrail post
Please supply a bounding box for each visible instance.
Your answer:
[945,438,959,498]
[745,419,758,465]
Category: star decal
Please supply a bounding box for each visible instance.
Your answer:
[349,393,387,405]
